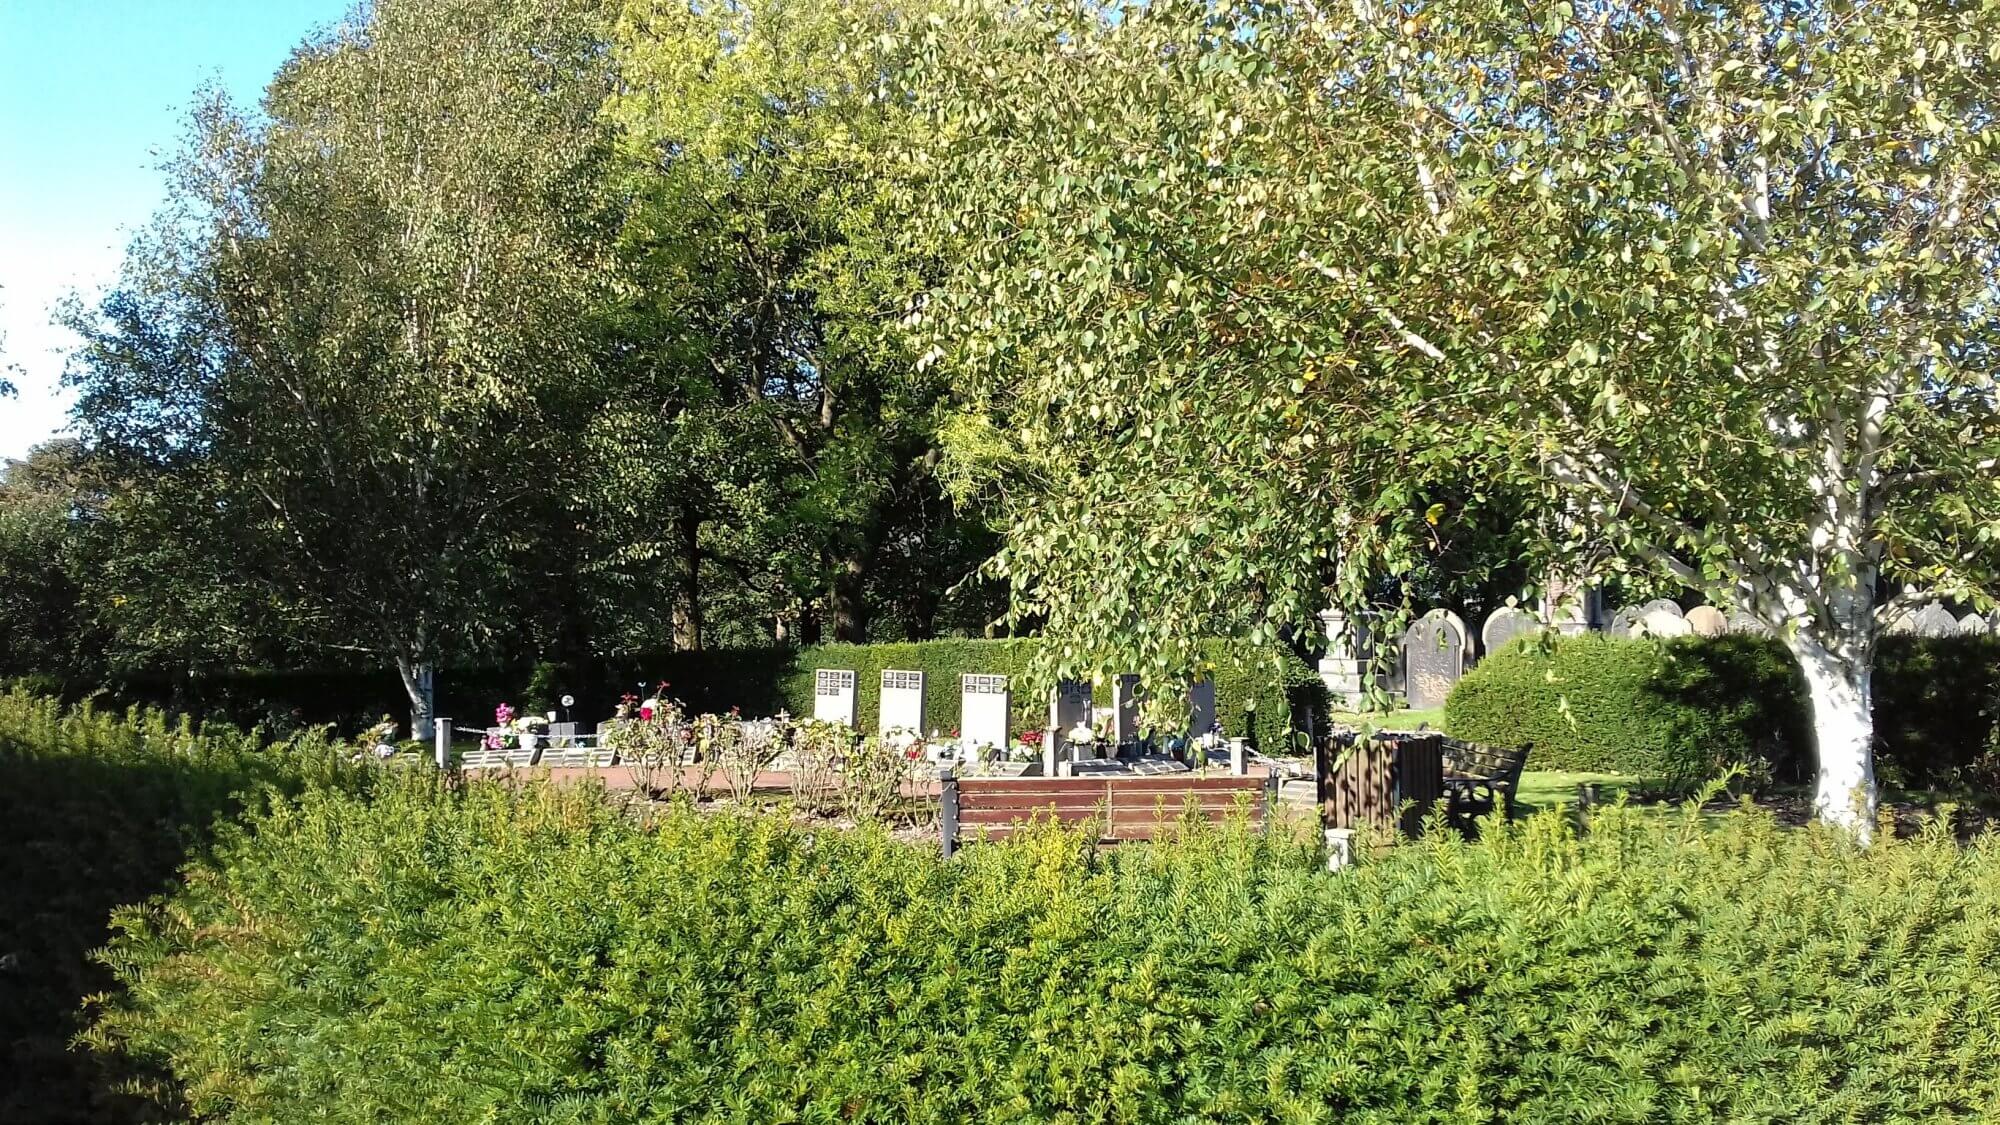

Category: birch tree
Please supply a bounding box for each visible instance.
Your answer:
[66,0,620,735]
[909,0,2000,830]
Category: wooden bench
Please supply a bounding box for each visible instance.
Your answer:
[940,770,1280,858]
[1440,738,1531,821]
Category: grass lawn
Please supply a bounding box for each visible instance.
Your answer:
[1326,706,1447,733]
[1513,770,1647,815]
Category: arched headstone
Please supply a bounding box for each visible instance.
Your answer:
[1958,613,1990,636]
[1725,608,1770,634]
[1636,608,1692,637]
[1606,607,1642,638]
[1685,606,1727,637]
[1639,598,1684,620]
[1481,606,1539,656]
[1401,610,1469,710]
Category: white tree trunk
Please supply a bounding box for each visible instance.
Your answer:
[1790,630,1878,836]
[395,655,435,744]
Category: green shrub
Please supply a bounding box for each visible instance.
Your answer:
[1873,634,2000,788]
[1446,633,2000,788]
[94,776,2000,1122]
[0,689,371,1123]
[1444,633,1810,781]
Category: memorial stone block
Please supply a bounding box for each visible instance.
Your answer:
[879,669,925,737]
[812,669,857,727]
[959,674,1011,753]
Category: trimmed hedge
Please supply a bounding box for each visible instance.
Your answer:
[1445,633,2000,787]
[0,690,368,1123]
[93,774,2000,1122]
[83,639,1327,746]
[758,638,1323,744]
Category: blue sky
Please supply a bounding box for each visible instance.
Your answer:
[1,0,353,461]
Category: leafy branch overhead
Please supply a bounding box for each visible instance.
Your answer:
[904,0,2000,826]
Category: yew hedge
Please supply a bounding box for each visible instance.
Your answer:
[94,773,2000,1123]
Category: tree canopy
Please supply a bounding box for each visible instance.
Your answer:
[908,0,2000,826]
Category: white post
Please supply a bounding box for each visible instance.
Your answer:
[1325,827,1357,872]
[434,717,452,770]
[1228,737,1248,777]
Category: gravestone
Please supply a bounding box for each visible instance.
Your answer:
[1639,598,1684,621]
[1685,606,1728,637]
[1637,607,1692,637]
[1188,678,1218,738]
[1963,613,1994,636]
[1113,674,1141,746]
[1401,610,1468,711]
[1726,608,1770,634]
[1606,607,1642,639]
[1049,679,1095,763]
[879,669,925,738]
[1910,604,1961,637]
[1480,606,1538,656]
[959,673,1010,753]
[812,669,857,727]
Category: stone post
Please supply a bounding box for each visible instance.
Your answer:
[1317,607,1373,709]
[434,717,452,770]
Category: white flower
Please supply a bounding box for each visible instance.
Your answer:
[1068,722,1096,744]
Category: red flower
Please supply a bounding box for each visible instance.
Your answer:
[639,707,655,721]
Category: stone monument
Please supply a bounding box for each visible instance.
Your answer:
[812,669,857,727]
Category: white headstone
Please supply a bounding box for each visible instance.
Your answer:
[1113,674,1141,745]
[812,668,858,727]
[1685,606,1728,637]
[1188,678,1218,737]
[1639,598,1684,620]
[959,673,1010,752]
[1480,606,1538,655]
[879,669,925,737]
[1049,679,1096,762]
[1962,613,1992,636]
[1637,608,1692,637]
[1606,607,1641,638]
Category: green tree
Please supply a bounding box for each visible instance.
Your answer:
[911,0,2000,830]
[605,0,983,644]
[66,0,621,736]
[0,441,108,684]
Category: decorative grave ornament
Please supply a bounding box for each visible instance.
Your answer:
[879,669,925,738]
[1909,604,1962,637]
[1480,605,1539,656]
[959,673,1010,752]
[1684,606,1728,637]
[1401,609,1469,711]
[1049,680,1095,763]
[812,669,858,727]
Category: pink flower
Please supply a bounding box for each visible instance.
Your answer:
[640,707,655,721]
